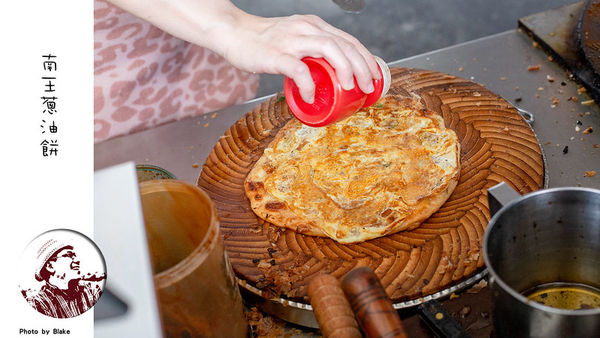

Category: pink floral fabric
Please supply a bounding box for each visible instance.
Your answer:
[94,0,259,142]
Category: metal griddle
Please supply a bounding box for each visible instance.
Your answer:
[580,0,600,76]
[519,1,600,103]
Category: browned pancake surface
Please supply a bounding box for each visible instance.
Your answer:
[245,96,460,243]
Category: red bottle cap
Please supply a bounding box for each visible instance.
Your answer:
[284,56,390,127]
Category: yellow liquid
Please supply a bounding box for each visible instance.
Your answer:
[523,282,600,310]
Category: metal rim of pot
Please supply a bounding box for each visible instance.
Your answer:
[238,268,489,311]
[482,186,600,317]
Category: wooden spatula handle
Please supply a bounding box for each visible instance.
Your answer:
[341,267,408,338]
[308,274,362,338]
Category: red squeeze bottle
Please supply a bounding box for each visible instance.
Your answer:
[284,56,391,127]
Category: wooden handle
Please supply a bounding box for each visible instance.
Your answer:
[308,274,362,338]
[341,267,407,338]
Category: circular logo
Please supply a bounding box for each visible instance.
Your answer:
[19,229,106,318]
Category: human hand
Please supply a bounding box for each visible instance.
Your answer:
[106,0,379,104]
[219,14,381,104]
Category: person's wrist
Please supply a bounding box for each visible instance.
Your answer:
[216,13,268,63]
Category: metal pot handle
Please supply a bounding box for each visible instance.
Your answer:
[487,182,521,217]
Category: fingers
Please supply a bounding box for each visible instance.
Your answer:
[304,35,356,91]
[328,38,375,94]
[302,15,381,80]
[231,14,379,100]
[275,54,315,103]
[292,33,374,94]
[289,16,378,94]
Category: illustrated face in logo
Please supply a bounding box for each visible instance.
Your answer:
[20,230,107,319]
[46,248,81,282]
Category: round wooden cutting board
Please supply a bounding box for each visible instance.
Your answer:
[197,68,545,303]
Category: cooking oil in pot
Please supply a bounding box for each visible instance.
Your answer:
[523,282,600,310]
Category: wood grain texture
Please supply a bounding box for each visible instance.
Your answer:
[342,267,407,338]
[197,68,544,302]
[308,274,361,338]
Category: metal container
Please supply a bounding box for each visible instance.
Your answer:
[484,182,600,338]
[135,164,176,182]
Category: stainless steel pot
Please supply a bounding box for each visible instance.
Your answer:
[483,182,600,338]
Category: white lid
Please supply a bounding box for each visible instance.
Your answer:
[374,56,391,99]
